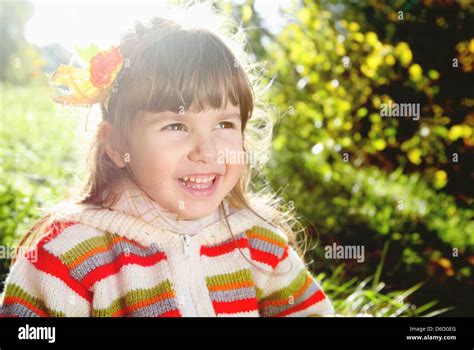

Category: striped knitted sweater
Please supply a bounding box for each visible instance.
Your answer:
[0,204,334,317]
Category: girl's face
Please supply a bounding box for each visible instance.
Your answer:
[126,102,244,219]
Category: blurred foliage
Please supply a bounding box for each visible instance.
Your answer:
[0,83,80,283]
[333,0,474,199]
[235,0,474,316]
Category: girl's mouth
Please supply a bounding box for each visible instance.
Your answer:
[176,174,221,197]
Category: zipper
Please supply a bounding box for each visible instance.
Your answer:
[180,233,191,258]
[178,233,198,316]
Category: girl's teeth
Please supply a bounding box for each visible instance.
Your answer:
[181,180,213,188]
[179,174,217,188]
[180,175,216,183]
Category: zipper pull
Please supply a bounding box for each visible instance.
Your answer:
[180,234,191,258]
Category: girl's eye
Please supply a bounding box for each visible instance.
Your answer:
[216,121,236,129]
[162,123,187,132]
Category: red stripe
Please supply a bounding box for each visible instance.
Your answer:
[275,289,326,317]
[158,309,182,317]
[250,248,282,268]
[30,222,93,303]
[212,298,258,315]
[81,252,166,289]
[200,237,249,257]
[201,236,289,269]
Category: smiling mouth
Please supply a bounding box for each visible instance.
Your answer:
[177,174,218,189]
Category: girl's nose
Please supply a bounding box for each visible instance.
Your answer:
[188,134,218,163]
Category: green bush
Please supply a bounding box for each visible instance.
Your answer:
[248,0,474,315]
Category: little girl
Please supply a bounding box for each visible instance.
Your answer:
[0,4,333,317]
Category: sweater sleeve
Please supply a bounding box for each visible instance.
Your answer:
[253,228,334,317]
[0,223,93,317]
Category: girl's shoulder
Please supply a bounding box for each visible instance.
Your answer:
[24,219,114,266]
[22,203,113,256]
[222,206,291,270]
[231,204,290,243]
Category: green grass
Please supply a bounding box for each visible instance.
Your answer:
[1,83,80,186]
[319,264,451,317]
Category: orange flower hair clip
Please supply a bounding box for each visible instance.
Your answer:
[49,47,124,111]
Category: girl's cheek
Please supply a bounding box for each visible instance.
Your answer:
[224,162,244,193]
[217,131,244,150]
[229,162,244,176]
[129,139,155,165]
[140,131,182,156]
[129,137,174,175]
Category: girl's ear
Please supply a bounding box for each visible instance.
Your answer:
[99,121,127,168]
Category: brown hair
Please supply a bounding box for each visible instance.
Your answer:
[14,3,309,266]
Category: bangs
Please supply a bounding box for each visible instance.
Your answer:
[112,29,254,126]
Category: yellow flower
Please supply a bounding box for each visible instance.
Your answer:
[49,47,123,107]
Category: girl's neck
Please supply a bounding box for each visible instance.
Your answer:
[107,177,228,235]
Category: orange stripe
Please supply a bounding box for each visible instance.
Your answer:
[68,236,130,269]
[258,274,312,308]
[4,296,50,317]
[112,291,175,317]
[208,280,254,292]
[246,231,286,249]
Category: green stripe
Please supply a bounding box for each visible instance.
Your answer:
[205,269,253,288]
[258,269,309,303]
[4,284,66,317]
[60,233,118,266]
[247,226,287,246]
[91,279,175,317]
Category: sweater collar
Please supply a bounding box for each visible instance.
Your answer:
[63,179,263,247]
[65,202,259,248]
[108,177,230,236]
